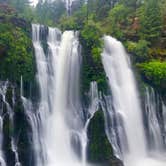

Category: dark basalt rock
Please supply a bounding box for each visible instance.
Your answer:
[10,17,27,29]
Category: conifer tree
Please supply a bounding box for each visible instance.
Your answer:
[140,0,162,43]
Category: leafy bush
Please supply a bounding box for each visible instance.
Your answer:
[80,21,102,48]
[138,61,166,90]
[0,23,34,83]
[126,40,149,62]
[80,21,107,93]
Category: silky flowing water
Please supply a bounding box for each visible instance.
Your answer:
[102,36,166,166]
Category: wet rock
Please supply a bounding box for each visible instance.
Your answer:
[87,109,123,165]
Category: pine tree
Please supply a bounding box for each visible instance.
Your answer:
[140,0,162,43]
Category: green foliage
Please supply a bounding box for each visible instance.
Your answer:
[138,61,166,90]
[107,3,131,39]
[80,21,107,93]
[88,110,113,163]
[0,23,34,83]
[122,0,141,9]
[91,47,102,63]
[35,0,66,26]
[59,14,79,30]
[80,21,102,49]
[126,40,149,62]
[59,5,88,30]
[7,0,29,12]
[80,20,103,64]
[87,0,113,20]
[139,0,162,43]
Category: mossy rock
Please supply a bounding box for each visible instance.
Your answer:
[87,109,113,164]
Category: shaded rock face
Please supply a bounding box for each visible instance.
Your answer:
[10,17,28,30]
[0,4,31,34]
[87,109,123,166]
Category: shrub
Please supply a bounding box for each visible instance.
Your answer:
[126,39,149,62]
[138,61,166,90]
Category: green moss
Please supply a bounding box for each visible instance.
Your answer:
[87,110,113,163]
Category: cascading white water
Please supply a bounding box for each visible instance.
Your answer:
[101,95,123,159]
[102,36,166,166]
[102,36,147,158]
[30,0,75,9]
[32,24,49,166]
[0,82,7,166]
[45,29,83,166]
[31,24,93,166]
[162,102,166,145]
[82,81,99,165]
[0,82,22,166]
[144,87,163,152]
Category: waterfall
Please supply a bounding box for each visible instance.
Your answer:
[101,95,124,159]
[31,24,94,166]
[162,102,166,145]
[83,81,99,163]
[102,36,166,166]
[0,81,22,166]
[0,82,7,166]
[144,87,164,152]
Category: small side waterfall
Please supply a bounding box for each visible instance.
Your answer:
[144,87,164,152]
[0,82,7,166]
[102,36,166,166]
[101,95,124,159]
[81,81,99,165]
[162,102,166,145]
[0,81,22,166]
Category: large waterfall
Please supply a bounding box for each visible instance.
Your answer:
[102,36,166,166]
[29,24,100,166]
[0,23,166,166]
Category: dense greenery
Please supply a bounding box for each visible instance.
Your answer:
[138,61,166,91]
[80,21,108,93]
[126,40,149,62]
[56,0,166,94]
[1,0,165,118]
[0,4,35,84]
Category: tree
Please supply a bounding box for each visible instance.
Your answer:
[108,3,130,39]
[35,0,66,25]
[122,0,141,9]
[7,0,30,12]
[140,0,162,43]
